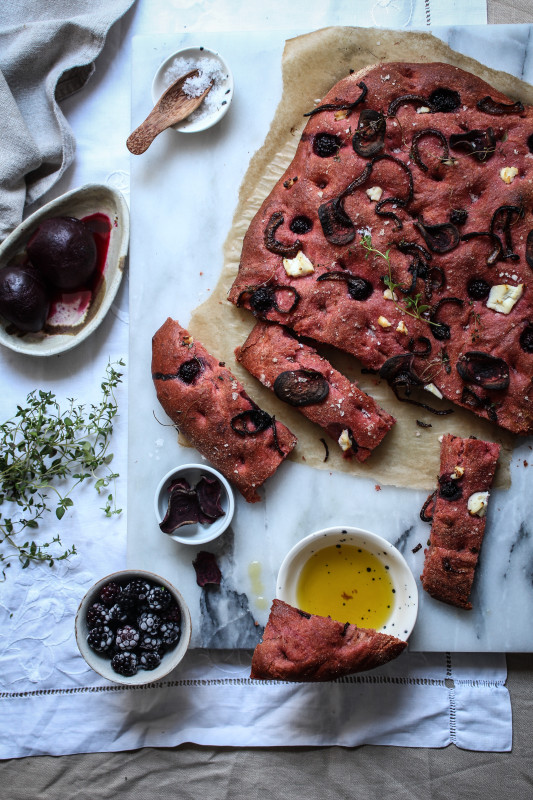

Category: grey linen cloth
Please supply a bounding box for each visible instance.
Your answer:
[0,0,135,241]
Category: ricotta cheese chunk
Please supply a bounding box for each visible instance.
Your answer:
[486,283,523,314]
[283,251,315,278]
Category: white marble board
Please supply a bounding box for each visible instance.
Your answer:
[128,27,533,651]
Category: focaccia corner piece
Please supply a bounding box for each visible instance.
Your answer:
[236,321,395,462]
[420,433,500,609]
[229,61,533,436]
[250,599,407,682]
[152,318,297,503]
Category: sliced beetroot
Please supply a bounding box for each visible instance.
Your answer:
[159,487,201,533]
[196,475,225,521]
[193,551,222,587]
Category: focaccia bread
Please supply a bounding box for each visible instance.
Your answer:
[235,321,395,462]
[152,318,297,502]
[420,433,500,609]
[229,61,533,436]
[250,599,407,681]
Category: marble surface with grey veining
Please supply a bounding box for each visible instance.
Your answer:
[128,26,533,651]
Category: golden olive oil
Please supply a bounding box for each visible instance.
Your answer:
[296,544,394,628]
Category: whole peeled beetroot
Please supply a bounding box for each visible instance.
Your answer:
[0,264,49,332]
[27,216,97,291]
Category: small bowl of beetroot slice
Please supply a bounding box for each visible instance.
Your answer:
[75,569,192,685]
[154,463,235,545]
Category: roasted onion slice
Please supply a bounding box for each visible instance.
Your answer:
[456,351,510,391]
[352,109,386,157]
[449,128,496,162]
[388,94,435,117]
[490,205,524,261]
[414,217,460,254]
[461,231,503,266]
[476,96,524,115]
[264,211,301,257]
[429,297,464,341]
[317,199,355,246]
[273,369,330,407]
[304,81,368,117]
[526,230,533,269]
[410,128,450,173]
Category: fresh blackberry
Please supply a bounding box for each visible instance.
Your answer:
[99,581,122,607]
[87,624,114,653]
[159,620,181,647]
[111,652,138,677]
[121,579,151,607]
[108,603,128,626]
[115,625,140,651]
[161,602,181,624]
[139,650,162,671]
[145,586,172,612]
[137,610,161,634]
[140,633,163,653]
[86,602,110,628]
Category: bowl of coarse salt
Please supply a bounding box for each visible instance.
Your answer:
[152,46,234,133]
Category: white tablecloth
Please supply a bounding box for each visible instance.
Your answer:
[1,0,515,759]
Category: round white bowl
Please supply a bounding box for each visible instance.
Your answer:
[152,46,233,133]
[75,569,192,685]
[0,183,129,356]
[154,463,235,545]
[276,526,418,640]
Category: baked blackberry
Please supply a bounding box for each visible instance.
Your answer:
[86,602,110,628]
[159,620,181,647]
[111,652,138,677]
[87,624,114,653]
[140,633,163,653]
[145,586,172,612]
[99,581,122,608]
[139,650,162,671]
[137,610,161,634]
[115,625,140,651]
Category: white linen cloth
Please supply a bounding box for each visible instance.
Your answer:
[0,0,513,760]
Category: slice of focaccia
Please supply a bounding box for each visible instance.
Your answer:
[250,599,407,681]
[152,318,297,503]
[420,433,500,608]
[236,321,395,462]
[229,61,533,436]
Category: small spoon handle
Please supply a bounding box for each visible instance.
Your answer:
[127,111,172,155]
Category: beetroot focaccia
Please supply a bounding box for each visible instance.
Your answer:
[235,321,395,462]
[229,61,533,435]
[152,318,297,503]
[420,433,500,609]
[250,599,407,682]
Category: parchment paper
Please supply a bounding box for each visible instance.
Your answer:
[189,26,533,490]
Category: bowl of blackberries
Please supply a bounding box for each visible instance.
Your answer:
[75,570,192,684]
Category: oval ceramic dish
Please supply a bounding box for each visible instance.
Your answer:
[0,183,129,356]
[152,46,234,133]
[154,463,235,545]
[276,526,418,640]
[75,569,192,686]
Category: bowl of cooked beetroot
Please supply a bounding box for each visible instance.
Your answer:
[154,463,234,545]
[75,569,192,684]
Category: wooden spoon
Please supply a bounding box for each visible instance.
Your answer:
[127,70,214,155]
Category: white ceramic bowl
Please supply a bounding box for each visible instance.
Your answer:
[75,569,192,685]
[152,46,233,133]
[154,463,235,545]
[0,183,129,356]
[276,526,418,640]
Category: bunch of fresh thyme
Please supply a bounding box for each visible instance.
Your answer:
[0,360,124,575]
[360,233,433,325]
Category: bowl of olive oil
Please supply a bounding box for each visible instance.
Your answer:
[276,526,418,640]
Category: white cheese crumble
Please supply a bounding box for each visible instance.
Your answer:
[366,186,383,202]
[500,166,519,184]
[424,383,443,399]
[377,316,391,328]
[416,106,431,114]
[338,429,352,452]
[486,283,523,314]
[383,288,397,301]
[450,465,465,480]
[283,251,315,278]
[396,320,408,335]
[467,491,490,517]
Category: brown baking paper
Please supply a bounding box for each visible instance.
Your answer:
[189,26,532,490]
